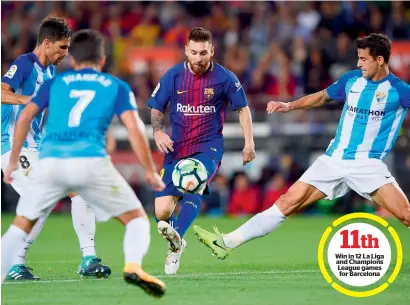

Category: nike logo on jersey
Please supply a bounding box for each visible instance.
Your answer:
[177,90,188,95]
[350,90,360,93]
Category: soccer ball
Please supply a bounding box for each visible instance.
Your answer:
[172,158,208,194]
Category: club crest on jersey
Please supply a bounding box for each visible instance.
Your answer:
[376,91,387,103]
[5,65,17,79]
[204,88,214,100]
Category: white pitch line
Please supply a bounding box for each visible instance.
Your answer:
[3,269,318,285]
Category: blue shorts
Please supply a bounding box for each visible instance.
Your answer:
[156,152,220,198]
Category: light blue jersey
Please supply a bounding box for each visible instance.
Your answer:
[1,53,55,155]
[325,70,410,160]
[31,68,137,159]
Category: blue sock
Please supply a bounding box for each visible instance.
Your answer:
[155,214,177,228]
[174,194,202,238]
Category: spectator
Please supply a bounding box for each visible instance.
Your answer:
[228,172,259,216]
[261,174,289,212]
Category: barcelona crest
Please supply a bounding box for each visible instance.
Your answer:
[204,88,214,100]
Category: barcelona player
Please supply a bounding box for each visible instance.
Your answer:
[148,27,256,274]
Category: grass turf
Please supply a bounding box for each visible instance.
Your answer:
[1,214,409,305]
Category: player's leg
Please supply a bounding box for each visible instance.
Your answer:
[346,158,410,227]
[154,161,184,251]
[173,153,218,238]
[174,194,202,238]
[1,149,46,280]
[116,209,165,298]
[1,158,66,283]
[69,192,111,277]
[371,183,410,227]
[193,154,347,259]
[194,181,325,259]
[74,157,165,297]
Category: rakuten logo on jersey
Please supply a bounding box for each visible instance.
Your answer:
[176,103,216,116]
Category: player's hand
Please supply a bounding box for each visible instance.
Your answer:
[154,130,174,153]
[266,101,291,114]
[242,145,256,165]
[3,162,18,184]
[145,171,166,192]
[20,95,32,105]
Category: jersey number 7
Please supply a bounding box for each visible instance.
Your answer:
[68,90,96,127]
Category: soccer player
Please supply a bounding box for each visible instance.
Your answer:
[1,29,166,297]
[1,17,110,280]
[193,33,410,259]
[148,27,255,274]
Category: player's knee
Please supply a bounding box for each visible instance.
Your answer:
[12,215,36,234]
[398,207,410,227]
[276,191,305,216]
[155,197,177,220]
[116,209,147,225]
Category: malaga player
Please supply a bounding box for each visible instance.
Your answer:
[193,33,410,259]
[148,27,255,274]
[2,29,166,297]
[1,17,110,280]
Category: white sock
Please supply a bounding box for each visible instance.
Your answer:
[13,215,48,265]
[2,225,28,283]
[124,218,150,265]
[71,195,96,258]
[223,204,287,249]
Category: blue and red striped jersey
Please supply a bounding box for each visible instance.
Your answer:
[148,61,248,164]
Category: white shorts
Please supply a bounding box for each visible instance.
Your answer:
[1,148,38,195]
[299,155,397,200]
[16,157,142,222]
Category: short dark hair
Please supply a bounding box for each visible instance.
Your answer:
[356,33,392,63]
[188,27,212,43]
[37,16,72,44]
[69,29,105,65]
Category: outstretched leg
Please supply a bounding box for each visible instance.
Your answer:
[371,183,410,227]
[193,181,326,259]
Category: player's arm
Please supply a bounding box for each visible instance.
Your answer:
[121,111,156,173]
[226,72,256,165]
[397,82,410,108]
[237,106,256,165]
[1,83,31,105]
[3,79,52,184]
[3,103,40,183]
[267,70,360,113]
[151,109,173,153]
[9,103,39,161]
[1,59,31,105]
[267,90,331,113]
[115,82,165,191]
[106,129,116,155]
[147,74,174,153]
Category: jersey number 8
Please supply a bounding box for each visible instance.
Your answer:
[19,155,30,169]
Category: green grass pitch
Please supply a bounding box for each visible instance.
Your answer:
[1,214,409,305]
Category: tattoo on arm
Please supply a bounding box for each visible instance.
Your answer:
[151,109,164,133]
[322,90,332,103]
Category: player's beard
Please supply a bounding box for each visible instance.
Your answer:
[189,60,209,75]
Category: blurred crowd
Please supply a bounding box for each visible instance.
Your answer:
[2,1,410,113]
